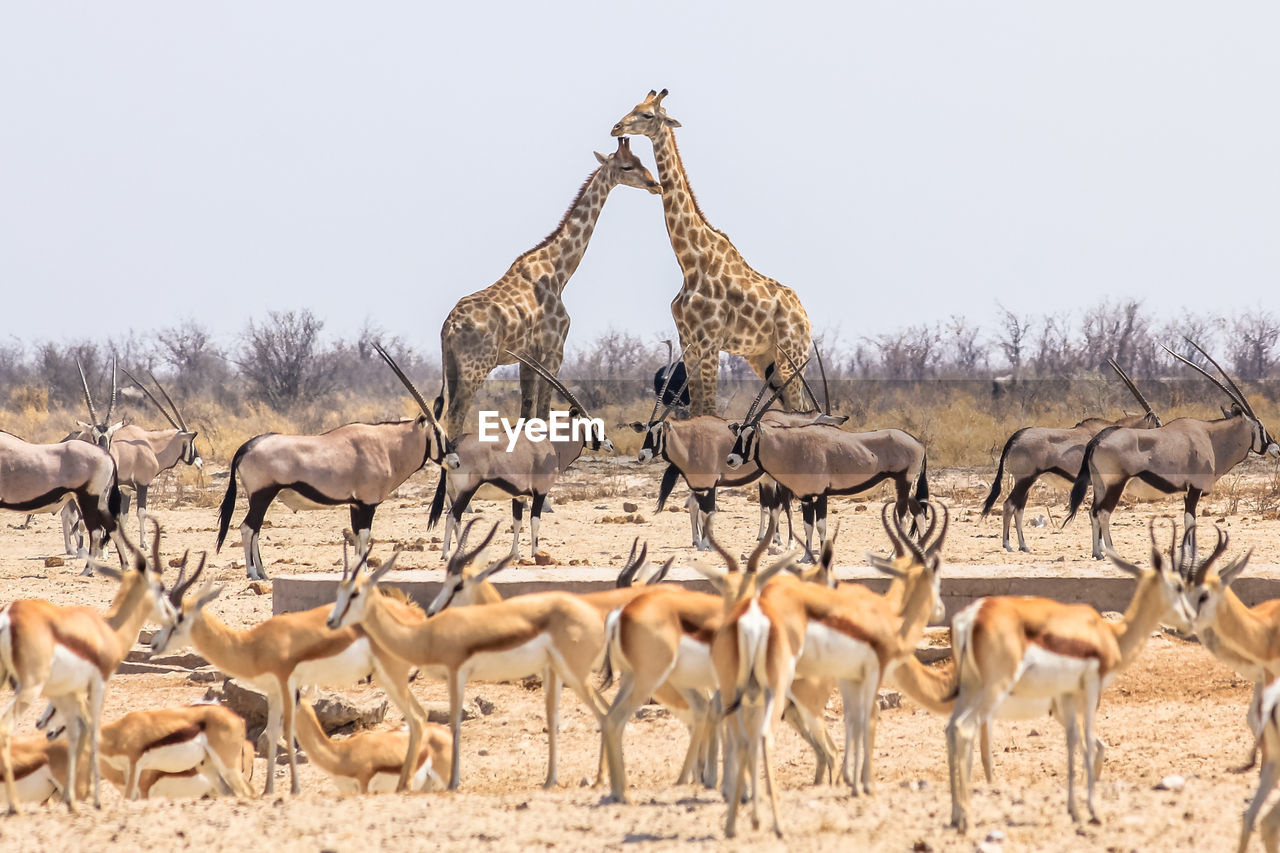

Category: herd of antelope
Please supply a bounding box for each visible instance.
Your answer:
[1,332,1279,847]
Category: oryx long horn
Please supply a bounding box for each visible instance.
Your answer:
[778,346,823,414]
[1163,345,1249,416]
[742,370,774,424]
[813,342,832,414]
[148,368,188,431]
[505,350,593,419]
[105,358,118,425]
[746,359,810,426]
[651,342,678,422]
[120,367,181,430]
[1185,338,1257,419]
[77,358,100,425]
[374,342,441,425]
[656,372,691,423]
[1107,358,1156,419]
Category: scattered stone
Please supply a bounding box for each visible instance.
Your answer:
[1155,774,1186,792]
[44,556,64,568]
[984,830,1006,843]
[470,696,496,716]
[402,542,425,552]
[425,703,478,725]
[478,749,489,757]
[168,556,185,568]
[854,505,868,513]
[116,661,187,676]
[126,647,151,663]
[517,558,536,566]
[223,680,270,731]
[1028,729,1039,737]
[665,506,681,513]
[187,667,223,685]
[430,536,442,544]
[597,513,646,524]
[366,556,383,569]
[149,650,209,670]
[534,552,556,566]
[622,502,639,513]
[312,691,388,732]
[635,706,671,720]
[911,840,933,852]
[877,689,901,710]
[137,628,155,644]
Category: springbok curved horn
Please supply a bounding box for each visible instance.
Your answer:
[77,359,100,426]
[1192,527,1230,586]
[880,503,908,558]
[707,534,742,575]
[505,351,594,420]
[1185,338,1257,419]
[448,520,501,577]
[373,342,442,426]
[169,551,207,605]
[894,504,929,566]
[1163,345,1251,418]
[120,368,181,430]
[1106,358,1157,420]
[745,517,776,574]
[927,503,949,556]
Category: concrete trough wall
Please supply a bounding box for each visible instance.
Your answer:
[273,563,1280,619]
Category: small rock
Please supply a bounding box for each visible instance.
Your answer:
[984,830,1006,843]
[912,841,933,852]
[622,502,639,513]
[247,581,271,595]
[854,505,868,513]
[312,691,388,731]
[430,536,442,544]
[1155,774,1185,792]
[187,667,223,684]
[517,558,536,566]
[168,556,186,568]
[877,689,901,710]
[1028,729,1039,737]
[425,703,478,725]
[470,696,496,716]
[578,777,589,787]
[534,552,556,566]
[478,749,489,757]
[366,556,383,569]
[44,556,64,568]
[223,680,271,731]
[402,543,425,552]
[150,651,210,669]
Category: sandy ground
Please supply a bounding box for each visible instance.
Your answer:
[1,455,1279,851]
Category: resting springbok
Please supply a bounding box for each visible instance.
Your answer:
[0,526,168,813]
[428,351,613,560]
[293,694,452,794]
[327,546,611,791]
[944,518,1194,832]
[0,734,80,809]
[149,551,427,796]
[216,342,455,579]
[41,701,255,801]
[983,359,1161,552]
[1067,341,1278,559]
[726,372,928,560]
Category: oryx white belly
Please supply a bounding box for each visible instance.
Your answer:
[1007,646,1097,700]
[795,623,878,681]
[472,484,521,502]
[0,767,58,805]
[666,637,715,690]
[44,644,101,696]
[17,495,74,516]
[278,489,338,512]
[293,639,375,686]
[1121,479,1176,502]
[146,771,213,799]
[462,634,552,682]
[1040,472,1075,490]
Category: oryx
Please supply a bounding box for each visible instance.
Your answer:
[0,430,121,574]
[630,348,843,550]
[726,370,928,561]
[1066,340,1279,559]
[215,343,455,580]
[427,351,614,561]
[982,358,1162,552]
[74,358,122,450]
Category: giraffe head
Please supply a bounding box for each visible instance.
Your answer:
[611,88,681,140]
[594,137,662,194]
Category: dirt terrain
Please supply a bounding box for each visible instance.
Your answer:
[1,457,1278,851]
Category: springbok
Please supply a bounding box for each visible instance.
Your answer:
[327,547,611,791]
[428,351,613,561]
[944,519,1194,832]
[0,526,168,813]
[726,373,928,560]
[216,342,455,579]
[983,358,1161,552]
[293,694,452,794]
[0,734,79,809]
[149,551,427,796]
[1067,341,1278,559]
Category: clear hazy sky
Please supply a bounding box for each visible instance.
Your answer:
[3,2,1276,357]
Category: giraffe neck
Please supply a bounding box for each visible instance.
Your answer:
[521,168,613,296]
[650,126,719,255]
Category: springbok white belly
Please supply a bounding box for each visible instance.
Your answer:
[292,638,375,686]
[146,770,214,799]
[1007,645,1097,700]
[44,644,101,696]
[366,759,433,794]
[666,637,715,691]
[795,623,878,681]
[137,736,210,775]
[462,634,552,682]
[0,767,58,806]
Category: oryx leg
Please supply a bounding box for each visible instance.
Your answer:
[511,498,524,559]
[685,493,702,548]
[1184,487,1202,556]
[442,487,477,562]
[349,503,376,557]
[529,493,546,558]
[1090,483,1125,560]
[134,485,148,543]
[1004,477,1034,552]
[241,489,277,580]
[692,489,715,551]
[814,494,829,555]
[799,500,816,562]
[756,483,772,542]
[60,502,81,555]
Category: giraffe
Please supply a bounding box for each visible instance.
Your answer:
[612,89,813,416]
[437,137,662,437]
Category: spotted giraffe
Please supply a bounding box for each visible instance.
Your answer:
[612,89,812,416]
[437,138,662,437]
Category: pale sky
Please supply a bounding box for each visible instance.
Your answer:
[3,2,1277,358]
